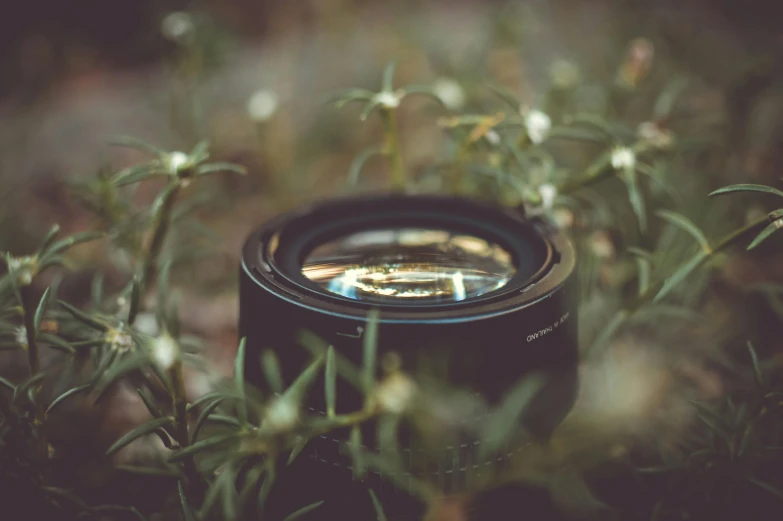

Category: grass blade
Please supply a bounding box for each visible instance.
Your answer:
[368,489,388,521]
[325,345,337,417]
[261,350,283,394]
[747,341,764,389]
[747,220,780,251]
[58,300,108,331]
[178,480,199,521]
[34,287,52,334]
[106,417,174,457]
[362,309,380,397]
[235,337,247,426]
[656,210,710,252]
[46,383,91,416]
[709,184,783,199]
[653,251,707,303]
[283,501,325,521]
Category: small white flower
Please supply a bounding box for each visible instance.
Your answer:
[15,326,27,348]
[611,146,636,171]
[432,78,466,111]
[107,328,134,353]
[161,12,194,42]
[375,373,417,415]
[247,90,279,122]
[134,312,159,337]
[264,397,299,431]
[484,129,501,146]
[375,90,402,109]
[524,110,552,145]
[7,256,36,286]
[637,122,673,149]
[166,152,189,175]
[537,183,558,211]
[552,208,575,229]
[150,334,178,371]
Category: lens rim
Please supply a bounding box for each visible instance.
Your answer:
[241,194,575,323]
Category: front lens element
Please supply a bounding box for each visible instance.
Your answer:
[301,228,516,303]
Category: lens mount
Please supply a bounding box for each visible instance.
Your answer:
[239,194,579,520]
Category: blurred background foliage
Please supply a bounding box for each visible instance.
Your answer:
[2,0,783,519]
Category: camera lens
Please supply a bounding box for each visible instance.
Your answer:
[301,227,516,303]
[239,194,579,521]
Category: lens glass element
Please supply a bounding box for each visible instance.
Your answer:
[301,228,516,304]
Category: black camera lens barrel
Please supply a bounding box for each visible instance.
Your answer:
[239,194,579,520]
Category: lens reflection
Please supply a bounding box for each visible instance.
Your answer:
[301,228,516,303]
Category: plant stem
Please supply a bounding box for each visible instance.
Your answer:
[380,109,406,191]
[139,181,181,306]
[20,285,48,479]
[168,360,201,493]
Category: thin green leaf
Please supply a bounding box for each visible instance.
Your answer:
[261,350,284,394]
[282,354,325,407]
[42,486,91,512]
[178,480,199,521]
[189,390,238,410]
[46,383,91,415]
[13,372,46,405]
[747,220,781,250]
[587,310,628,356]
[348,146,384,186]
[108,135,165,155]
[287,437,309,465]
[114,165,168,187]
[128,276,141,324]
[362,309,380,397]
[653,251,708,303]
[90,272,104,310]
[283,501,325,521]
[195,162,247,176]
[349,425,365,479]
[0,376,15,391]
[690,401,731,441]
[46,230,105,256]
[748,477,783,500]
[656,209,710,252]
[747,341,764,389]
[189,140,210,163]
[402,85,447,109]
[381,60,398,92]
[653,77,688,119]
[238,463,264,509]
[368,489,388,521]
[478,373,546,459]
[257,458,276,515]
[33,287,52,334]
[298,330,362,389]
[39,333,76,354]
[167,433,238,463]
[709,184,783,199]
[39,224,61,253]
[623,168,647,232]
[106,417,173,456]
[628,248,652,296]
[191,397,227,444]
[325,346,337,418]
[58,300,109,331]
[235,337,247,426]
[486,83,521,111]
[360,99,385,121]
[136,386,165,419]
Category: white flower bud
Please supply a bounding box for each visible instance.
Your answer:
[247,90,279,122]
[7,256,37,286]
[107,328,134,353]
[150,334,178,371]
[161,12,194,43]
[264,397,299,432]
[524,110,552,145]
[375,91,401,109]
[537,183,558,211]
[15,326,27,348]
[432,78,466,111]
[638,122,674,149]
[167,152,189,175]
[375,373,417,415]
[484,129,501,146]
[611,146,636,171]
